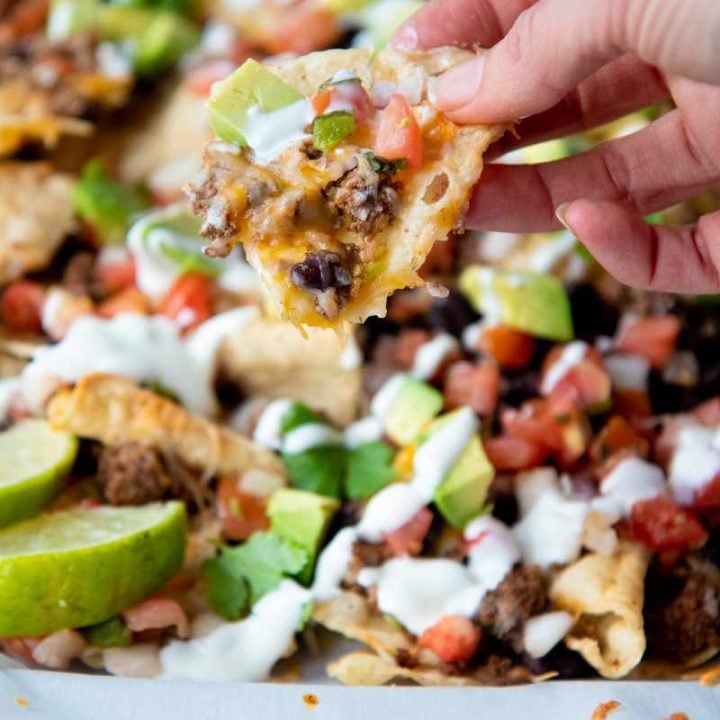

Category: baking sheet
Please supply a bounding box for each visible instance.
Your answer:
[0,668,718,720]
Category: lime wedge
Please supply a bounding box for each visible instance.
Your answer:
[0,502,186,636]
[0,419,78,529]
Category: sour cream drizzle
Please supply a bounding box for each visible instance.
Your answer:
[369,373,408,419]
[541,340,588,394]
[160,580,310,681]
[411,333,458,381]
[22,308,257,416]
[593,457,665,517]
[243,99,313,165]
[282,423,345,454]
[669,426,720,504]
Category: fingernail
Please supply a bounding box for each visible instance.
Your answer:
[389,24,419,50]
[436,54,485,111]
[555,203,576,234]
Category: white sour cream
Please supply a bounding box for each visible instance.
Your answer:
[160,580,310,681]
[523,611,574,658]
[22,309,257,416]
[411,333,458,381]
[356,483,426,543]
[369,373,408,419]
[464,515,521,591]
[282,423,345,454]
[541,341,588,395]
[604,353,650,390]
[252,399,294,450]
[528,232,576,273]
[243,99,313,165]
[311,527,358,602]
[357,558,484,636]
[669,426,720,505]
[412,407,478,501]
[594,457,665,517]
[344,416,384,448]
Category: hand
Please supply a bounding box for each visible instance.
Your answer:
[392,0,720,294]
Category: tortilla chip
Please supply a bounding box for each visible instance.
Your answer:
[0,162,75,283]
[194,47,504,328]
[219,319,361,425]
[550,542,650,679]
[46,373,285,481]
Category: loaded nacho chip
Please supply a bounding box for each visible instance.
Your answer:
[189,48,504,327]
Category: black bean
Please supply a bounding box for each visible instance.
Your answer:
[290,253,351,291]
[427,290,479,337]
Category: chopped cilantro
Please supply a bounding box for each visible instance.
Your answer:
[73,160,148,245]
[345,441,396,499]
[203,533,307,620]
[160,242,221,277]
[81,617,132,648]
[281,402,322,434]
[363,152,407,175]
[282,446,348,498]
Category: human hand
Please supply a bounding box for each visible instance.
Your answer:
[392,0,720,294]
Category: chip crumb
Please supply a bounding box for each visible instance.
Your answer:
[665,714,690,720]
[302,693,319,710]
[14,696,29,708]
[592,701,621,720]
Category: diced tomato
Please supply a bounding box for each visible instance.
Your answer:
[123,598,189,639]
[629,494,708,551]
[485,435,549,471]
[501,401,563,451]
[383,507,433,556]
[34,56,74,79]
[616,316,681,370]
[444,360,500,416]
[612,387,652,420]
[374,94,423,170]
[419,615,481,663]
[184,59,236,97]
[0,280,45,333]
[694,398,720,426]
[157,273,212,332]
[310,89,332,117]
[268,8,342,55]
[0,637,40,663]
[97,287,150,318]
[394,329,431,368]
[217,476,270,541]
[552,360,612,411]
[545,384,591,467]
[590,416,649,464]
[479,325,536,370]
[0,0,47,41]
[692,474,720,509]
[95,254,136,294]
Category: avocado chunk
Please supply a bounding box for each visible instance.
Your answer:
[208,59,302,146]
[268,489,339,584]
[459,265,574,342]
[379,376,443,445]
[434,435,494,529]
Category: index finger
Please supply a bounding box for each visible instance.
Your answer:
[391,0,537,51]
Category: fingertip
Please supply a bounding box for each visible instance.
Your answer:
[435,55,485,113]
[389,22,420,50]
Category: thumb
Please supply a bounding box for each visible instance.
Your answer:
[436,0,720,124]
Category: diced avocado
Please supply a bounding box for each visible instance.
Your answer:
[208,59,302,146]
[383,377,443,446]
[129,11,200,77]
[268,489,339,584]
[434,435,494,529]
[322,0,373,13]
[313,111,356,152]
[459,266,574,342]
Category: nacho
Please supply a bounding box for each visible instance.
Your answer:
[189,48,504,328]
[550,542,650,679]
[219,319,361,425]
[0,162,75,283]
[46,373,285,481]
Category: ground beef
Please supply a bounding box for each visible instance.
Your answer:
[325,156,398,234]
[98,442,171,506]
[187,169,237,252]
[474,565,548,646]
[345,540,394,587]
[645,569,720,661]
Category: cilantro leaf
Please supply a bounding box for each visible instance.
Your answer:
[280,402,322,434]
[363,152,407,175]
[203,533,307,620]
[345,441,396,500]
[73,160,148,245]
[160,242,221,277]
[282,446,347,498]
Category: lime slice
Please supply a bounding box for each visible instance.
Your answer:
[0,502,186,636]
[0,419,78,529]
